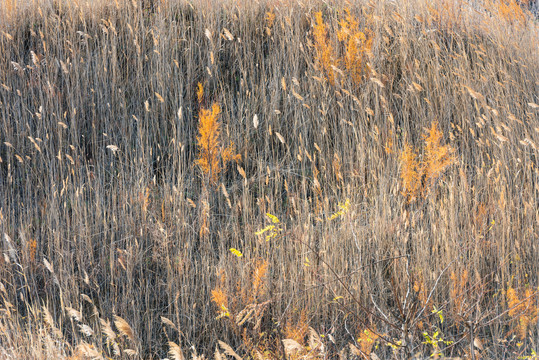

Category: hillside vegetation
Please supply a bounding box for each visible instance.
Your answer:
[0,0,538,358]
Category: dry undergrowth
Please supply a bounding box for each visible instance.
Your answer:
[0,0,538,359]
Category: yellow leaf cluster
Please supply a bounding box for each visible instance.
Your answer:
[328,198,350,221]
[229,248,243,257]
[255,213,282,241]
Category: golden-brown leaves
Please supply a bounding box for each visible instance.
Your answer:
[399,121,456,202]
[195,103,241,185]
[311,9,373,87]
[507,286,539,340]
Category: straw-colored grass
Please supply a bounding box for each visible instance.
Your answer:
[0,0,538,358]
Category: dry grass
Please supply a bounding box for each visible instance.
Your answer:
[0,0,538,358]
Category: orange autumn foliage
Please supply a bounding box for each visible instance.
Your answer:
[337,9,373,85]
[507,286,539,340]
[195,103,240,185]
[494,0,528,26]
[312,9,373,87]
[400,121,456,202]
[313,11,337,86]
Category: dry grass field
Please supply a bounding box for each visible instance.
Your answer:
[0,0,538,358]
